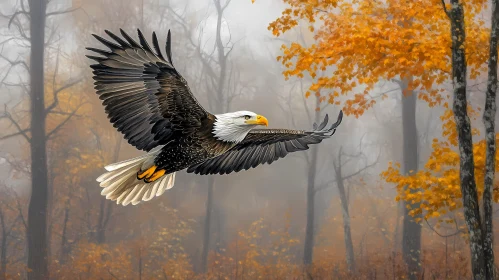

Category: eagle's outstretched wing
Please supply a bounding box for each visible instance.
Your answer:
[87,29,210,151]
[187,111,343,175]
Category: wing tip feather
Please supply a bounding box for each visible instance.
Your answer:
[166,30,173,65]
[330,110,343,130]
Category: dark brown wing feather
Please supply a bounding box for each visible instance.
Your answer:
[186,111,343,175]
[87,29,210,151]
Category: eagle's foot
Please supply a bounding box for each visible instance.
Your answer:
[137,165,157,180]
[144,169,166,183]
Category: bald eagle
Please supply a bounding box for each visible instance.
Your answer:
[87,29,343,206]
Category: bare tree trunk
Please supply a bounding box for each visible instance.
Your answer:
[399,77,421,279]
[333,152,355,272]
[200,0,229,273]
[214,0,227,106]
[214,205,227,253]
[200,177,215,273]
[482,0,499,278]
[95,199,113,244]
[0,209,7,280]
[59,199,70,264]
[27,0,49,279]
[393,201,402,254]
[138,247,142,280]
[95,137,120,244]
[449,1,486,278]
[96,198,107,243]
[303,104,320,266]
[303,145,317,266]
[45,167,55,267]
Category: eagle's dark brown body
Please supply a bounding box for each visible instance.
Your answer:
[154,115,235,174]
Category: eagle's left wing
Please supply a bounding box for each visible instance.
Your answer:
[87,29,210,152]
[186,111,343,175]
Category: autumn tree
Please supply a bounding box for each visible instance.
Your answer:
[264,0,489,276]
[384,0,498,278]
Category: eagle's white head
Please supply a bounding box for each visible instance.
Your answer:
[213,111,269,143]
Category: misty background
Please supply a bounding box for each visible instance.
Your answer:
[0,0,487,279]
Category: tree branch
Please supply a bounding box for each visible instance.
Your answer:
[46,102,87,139]
[14,193,27,231]
[342,152,380,180]
[424,218,462,238]
[0,129,30,142]
[46,110,86,118]
[0,53,29,72]
[316,145,380,193]
[46,7,80,18]
[0,38,16,47]
[45,78,82,114]
[314,181,335,193]
[7,11,29,29]
[221,0,231,11]
[0,105,30,143]
[1,13,30,41]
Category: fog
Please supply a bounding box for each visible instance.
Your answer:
[0,0,494,279]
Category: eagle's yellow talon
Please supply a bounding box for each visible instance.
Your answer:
[137,165,157,179]
[145,169,166,183]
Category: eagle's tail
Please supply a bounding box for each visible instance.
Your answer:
[96,151,175,206]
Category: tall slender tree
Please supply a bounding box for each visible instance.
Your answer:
[303,106,319,265]
[0,1,81,278]
[446,0,497,278]
[398,78,420,277]
[26,1,49,278]
[482,0,499,277]
[384,1,498,278]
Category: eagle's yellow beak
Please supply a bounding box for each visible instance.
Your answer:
[246,115,268,126]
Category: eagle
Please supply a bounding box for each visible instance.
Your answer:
[87,29,343,206]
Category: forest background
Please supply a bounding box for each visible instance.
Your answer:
[0,0,497,279]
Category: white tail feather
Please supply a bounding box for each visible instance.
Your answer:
[96,150,176,206]
[131,184,147,205]
[104,156,146,172]
[158,172,175,196]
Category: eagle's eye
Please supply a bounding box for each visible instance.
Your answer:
[244,115,251,120]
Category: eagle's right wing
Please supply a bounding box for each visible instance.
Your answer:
[87,29,210,152]
[187,111,343,175]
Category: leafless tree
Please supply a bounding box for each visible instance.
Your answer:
[0,184,27,280]
[0,1,81,278]
[311,136,379,272]
[165,0,254,272]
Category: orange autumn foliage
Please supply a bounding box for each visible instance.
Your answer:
[205,213,301,279]
[52,242,134,279]
[49,206,197,279]
[259,0,489,117]
[381,106,499,223]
